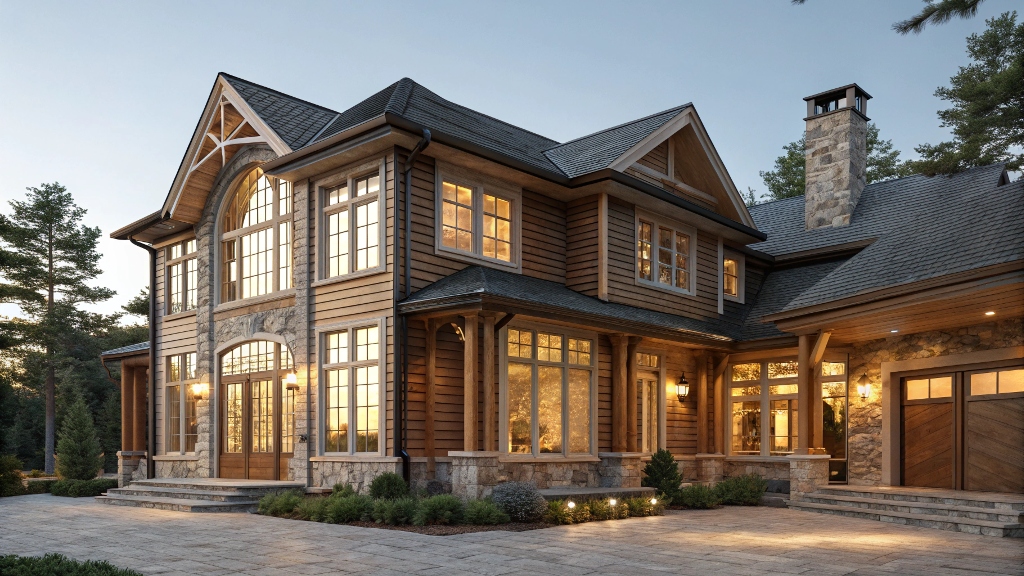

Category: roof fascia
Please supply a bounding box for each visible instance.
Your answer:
[110,210,164,240]
[606,109,691,171]
[681,108,757,228]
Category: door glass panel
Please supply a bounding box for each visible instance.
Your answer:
[732,385,760,396]
[731,401,760,455]
[251,380,273,453]
[822,382,847,460]
[1000,369,1024,393]
[507,362,532,453]
[770,399,798,455]
[906,379,929,400]
[537,366,562,453]
[226,383,243,453]
[769,384,798,395]
[971,372,998,396]
[930,376,952,398]
[641,379,658,453]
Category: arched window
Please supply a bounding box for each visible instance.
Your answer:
[221,168,293,303]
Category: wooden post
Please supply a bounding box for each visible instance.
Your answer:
[797,334,812,455]
[462,313,478,452]
[482,314,496,452]
[713,354,728,454]
[809,331,831,452]
[121,365,134,453]
[696,351,708,454]
[425,319,437,475]
[611,334,628,452]
[133,367,148,457]
[626,337,641,452]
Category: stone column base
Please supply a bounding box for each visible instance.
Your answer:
[597,452,646,488]
[695,453,726,484]
[117,451,147,488]
[787,454,830,500]
[449,451,501,499]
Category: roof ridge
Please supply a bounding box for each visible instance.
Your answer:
[385,78,416,115]
[219,72,338,115]
[545,104,691,151]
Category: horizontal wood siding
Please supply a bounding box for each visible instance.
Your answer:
[565,196,600,297]
[637,142,668,175]
[662,346,699,456]
[521,190,566,283]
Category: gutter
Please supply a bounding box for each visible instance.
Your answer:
[305,178,313,489]
[129,237,157,480]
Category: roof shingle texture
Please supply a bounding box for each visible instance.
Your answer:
[222,74,338,150]
[101,342,150,357]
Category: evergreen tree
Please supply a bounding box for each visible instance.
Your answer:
[122,288,150,318]
[0,183,114,473]
[793,0,988,36]
[906,12,1023,176]
[55,396,102,481]
[96,391,121,473]
[641,449,684,502]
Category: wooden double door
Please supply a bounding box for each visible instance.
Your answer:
[901,363,1024,493]
[220,373,295,480]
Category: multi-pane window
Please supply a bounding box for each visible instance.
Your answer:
[166,352,198,454]
[220,341,295,455]
[323,325,381,454]
[323,173,381,279]
[439,179,515,265]
[729,360,799,456]
[969,367,1024,396]
[221,168,292,303]
[166,239,198,314]
[723,253,744,302]
[636,217,693,293]
[505,327,594,456]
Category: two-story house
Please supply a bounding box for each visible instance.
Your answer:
[101,75,1023,529]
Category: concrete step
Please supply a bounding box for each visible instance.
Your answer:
[96,494,257,513]
[814,486,1024,511]
[106,486,257,503]
[789,501,1024,538]
[799,494,1024,524]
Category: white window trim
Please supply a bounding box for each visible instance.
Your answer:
[164,352,198,456]
[636,348,667,453]
[165,239,198,316]
[316,316,387,457]
[434,161,522,271]
[634,209,697,296]
[315,158,388,284]
[498,321,598,458]
[723,250,745,304]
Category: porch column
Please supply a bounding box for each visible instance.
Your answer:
[462,313,478,452]
[626,336,641,452]
[797,334,812,455]
[121,365,135,453]
[425,319,437,475]
[611,334,628,452]
[697,351,708,454]
[133,366,148,457]
[482,314,497,452]
[713,354,728,453]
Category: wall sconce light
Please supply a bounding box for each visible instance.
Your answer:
[285,370,299,391]
[676,371,690,403]
[450,323,466,342]
[190,382,208,401]
[856,373,871,401]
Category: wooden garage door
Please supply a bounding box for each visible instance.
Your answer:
[965,367,1024,493]
[902,374,955,489]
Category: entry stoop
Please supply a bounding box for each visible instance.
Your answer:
[789,485,1024,537]
[96,478,304,513]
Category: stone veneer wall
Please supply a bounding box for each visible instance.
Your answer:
[450,453,647,499]
[311,459,402,494]
[804,108,867,229]
[846,318,1023,485]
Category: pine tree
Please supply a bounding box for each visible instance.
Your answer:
[641,449,684,502]
[55,396,102,481]
[96,392,121,473]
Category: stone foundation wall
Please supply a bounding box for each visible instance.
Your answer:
[847,318,1023,485]
[450,452,647,499]
[788,455,830,500]
[311,458,402,493]
[408,459,453,493]
[154,458,199,479]
[116,452,145,488]
[724,458,790,480]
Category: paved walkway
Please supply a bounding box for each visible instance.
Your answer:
[0,494,1020,575]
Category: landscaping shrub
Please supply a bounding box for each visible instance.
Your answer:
[624,496,664,517]
[25,479,57,494]
[414,494,465,526]
[368,472,408,500]
[325,494,373,523]
[371,497,419,525]
[642,449,682,504]
[331,483,356,498]
[491,481,547,522]
[544,500,574,525]
[0,454,25,497]
[55,397,103,481]
[50,478,118,498]
[585,498,617,521]
[464,499,510,525]
[0,553,143,576]
[295,496,331,522]
[27,470,48,478]
[676,483,721,509]
[714,474,768,506]
[257,489,304,516]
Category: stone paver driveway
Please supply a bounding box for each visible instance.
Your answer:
[1,494,1021,575]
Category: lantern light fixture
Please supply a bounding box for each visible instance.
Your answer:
[190,382,208,401]
[285,370,299,391]
[676,371,690,403]
[856,373,871,401]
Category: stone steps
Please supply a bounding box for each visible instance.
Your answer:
[95,478,304,513]
[106,486,257,503]
[790,486,1024,538]
[96,494,257,513]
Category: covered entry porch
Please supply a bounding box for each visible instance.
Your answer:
[100,342,152,487]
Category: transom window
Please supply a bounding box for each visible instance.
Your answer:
[166,352,198,454]
[220,168,292,303]
[166,239,198,314]
[969,368,1024,396]
[436,176,517,267]
[636,215,694,294]
[729,360,799,456]
[323,325,382,454]
[503,327,594,456]
[323,171,382,278]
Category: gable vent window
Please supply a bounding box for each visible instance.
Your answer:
[636,214,695,295]
[166,239,198,314]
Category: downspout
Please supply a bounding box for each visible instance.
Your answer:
[305,178,314,488]
[398,129,431,483]
[129,237,157,479]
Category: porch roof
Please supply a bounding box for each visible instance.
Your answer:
[398,266,737,346]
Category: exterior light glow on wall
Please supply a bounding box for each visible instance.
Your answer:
[856,373,871,401]
[890,329,899,333]
[984,311,995,316]
[190,382,208,400]
[285,370,299,390]
[676,371,690,402]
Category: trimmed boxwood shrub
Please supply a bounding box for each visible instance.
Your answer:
[0,553,143,575]
[414,494,464,526]
[368,473,408,500]
[464,499,510,525]
[371,497,419,525]
[257,489,304,516]
[0,455,25,497]
[331,483,355,498]
[676,483,721,509]
[325,494,373,523]
[714,474,768,506]
[25,479,57,494]
[491,481,547,522]
[295,496,331,522]
[50,478,118,498]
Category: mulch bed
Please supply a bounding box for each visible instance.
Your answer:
[344,521,551,536]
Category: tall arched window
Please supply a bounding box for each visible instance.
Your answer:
[221,168,293,303]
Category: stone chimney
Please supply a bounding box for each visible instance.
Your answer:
[803,84,871,229]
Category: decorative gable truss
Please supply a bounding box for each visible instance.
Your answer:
[610,109,755,228]
[162,77,292,224]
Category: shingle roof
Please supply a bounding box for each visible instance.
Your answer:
[400,265,739,341]
[222,74,339,150]
[740,259,849,340]
[101,342,150,357]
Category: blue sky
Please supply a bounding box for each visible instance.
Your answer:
[0,0,1016,318]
